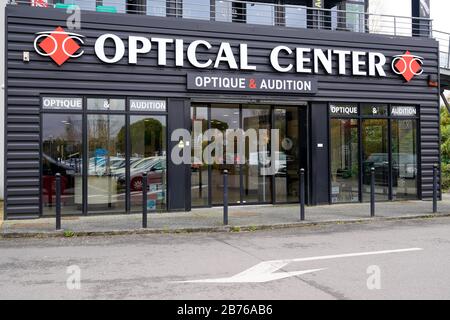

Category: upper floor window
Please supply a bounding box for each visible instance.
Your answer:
[246,2,275,26]
[183,0,211,20]
[285,6,307,28]
[215,0,233,22]
[64,0,96,10]
[147,0,166,16]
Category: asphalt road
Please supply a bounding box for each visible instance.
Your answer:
[0,217,449,300]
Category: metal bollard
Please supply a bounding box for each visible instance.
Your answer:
[299,168,305,221]
[142,172,148,228]
[223,169,229,225]
[55,173,62,230]
[433,164,438,213]
[370,167,375,217]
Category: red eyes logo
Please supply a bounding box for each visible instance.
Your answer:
[34,27,85,66]
[392,51,424,82]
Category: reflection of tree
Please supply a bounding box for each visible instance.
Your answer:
[89,116,126,157]
[363,120,387,157]
[43,115,82,175]
[392,120,415,156]
[211,120,228,132]
[118,118,165,157]
[89,118,109,151]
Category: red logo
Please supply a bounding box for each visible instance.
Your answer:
[31,0,49,7]
[34,27,85,66]
[392,51,424,82]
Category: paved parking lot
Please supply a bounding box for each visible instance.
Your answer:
[0,216,449,299]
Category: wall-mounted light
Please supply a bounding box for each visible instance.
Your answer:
[428,74,438,87]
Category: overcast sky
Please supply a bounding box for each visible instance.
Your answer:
[370,0,450,32]
[429,0,450,32]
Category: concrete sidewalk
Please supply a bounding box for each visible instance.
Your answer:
[1,195,450,238]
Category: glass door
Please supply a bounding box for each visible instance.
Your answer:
[242,105,272,204]
[193,103,306,207]
[87,113,126,213]
[191,105,210,207]
[330,118,360,203]
[391,119,418,200]
[362,119,389,201]
[210,104,241,205]
[129,115,167,212]
[41,113,83,216]
[273,107,301,203]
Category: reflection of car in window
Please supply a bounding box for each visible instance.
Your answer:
[88,156,126,175]
[42,153,82,206]
[42,153,76,176]
[248,151,290,175]
[363,153,391,185]
[116,157,166,191]
[363,153,416,185]
[393,153,416,179]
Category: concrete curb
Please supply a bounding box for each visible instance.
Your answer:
[1,213,449,239]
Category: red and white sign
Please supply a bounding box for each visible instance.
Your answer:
[392,51,424,82]
[33,27,85,66]
[30,0,49,8]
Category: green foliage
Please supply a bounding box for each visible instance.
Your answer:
[442,163,450,191]
[441,108,450,191]
[63,230,75,238]
[230,226,241,232]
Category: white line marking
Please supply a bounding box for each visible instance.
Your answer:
[273,248,424,264]
[175,248,423,283]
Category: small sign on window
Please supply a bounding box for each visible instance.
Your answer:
[130,99,166,112]
[42,97,82,110]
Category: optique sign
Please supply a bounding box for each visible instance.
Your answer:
[187,73,317,94]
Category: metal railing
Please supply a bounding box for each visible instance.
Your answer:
[9,0,433,38]
[433,30,450,69]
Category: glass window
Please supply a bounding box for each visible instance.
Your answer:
[285,6,307,28]
[147,0,166,16]
[130,115,167,212]
[210,104,241,205]
[246,3,274,26]
[361,103,388,116]
[362,119,389,201]
[392,119,417,200]
[42,114,83,216]
[330,119,360,203]
[87,114,126,213]
[274,107,300,203]
[183,0,210,20]
[242,105,272,204]
[346,3,365,33]
[215,0,232,22]
[87,98,125,111]
[191,105,210,207]
[64,0,96,11]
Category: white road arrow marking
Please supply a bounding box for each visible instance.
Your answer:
[175,248,423,283]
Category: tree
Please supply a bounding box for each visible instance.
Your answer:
[441,107,450,190]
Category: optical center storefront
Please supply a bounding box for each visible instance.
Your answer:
[4,6,440,219]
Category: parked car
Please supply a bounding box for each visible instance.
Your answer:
[88,156,126,175]
[363,153,399,186]
[117,157,166,191]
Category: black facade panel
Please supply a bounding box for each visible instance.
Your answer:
[310,102,330,205]
[167,98,190,211]
[4,5,441,218]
